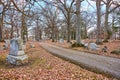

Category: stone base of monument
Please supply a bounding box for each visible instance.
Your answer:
[19,45,26,50]
[6,51,28,65]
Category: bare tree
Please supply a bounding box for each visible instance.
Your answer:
[0,0,10,41]
[52,0,75,42]
[75,0,82,44]
[96,0,102,44]
[102,0,120,41]
[81,12,95,39]
[38,2,59,42]
[9,0,34,42]
[33,14,43,41]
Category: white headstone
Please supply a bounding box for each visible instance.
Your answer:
[5,39,10,49]
[84,43,88,48]
[6,38,28,65]
[89,43,98,50]
[9,39,19,56]
[59,38,64,43]
[81,40,85,44]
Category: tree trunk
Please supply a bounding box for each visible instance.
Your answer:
[16,27,20,37]
[0,28,2,41]
[84,25,87,39]
[0,18,2,41]
[67,13,71,42]
[51,25,55,42]
[76,0,81,44]
[10,24,14,39]
[0,13,4,41]
[96,0,101,44]
[26,27,28,41]
[21,13,27,42]
[39,30,42,40]
[104,3,112,41]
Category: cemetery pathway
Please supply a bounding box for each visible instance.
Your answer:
[39,42,120,79]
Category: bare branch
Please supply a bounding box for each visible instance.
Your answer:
[86,0,95,10]
[108,4,120,14]
[10,0,32,17]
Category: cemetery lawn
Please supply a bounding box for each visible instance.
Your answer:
[45,40,120,58]
[0,42,116,80]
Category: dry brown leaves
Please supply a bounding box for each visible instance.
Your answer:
[0,41,116,80]
[47,40,120,58]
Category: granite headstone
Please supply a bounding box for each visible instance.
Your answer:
[6,38,28,65]
[89,43,98,50]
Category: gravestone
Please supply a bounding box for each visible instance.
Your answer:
[6,38,28,65]
[89,43,99,50]
[59,38,64,43]
[4,39,10,49]
[81,40,85,44]
[102,46,108,52]
[81,40,88,49]
[84,43,89,49]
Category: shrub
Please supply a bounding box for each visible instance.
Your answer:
[111,49,120,55]
[95,41,103,45]
[0,40,5,42]
[71,42,85,47]
[103,39,109,43]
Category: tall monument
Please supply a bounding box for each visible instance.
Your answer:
[6,33,28,65]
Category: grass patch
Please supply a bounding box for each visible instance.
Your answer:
[29,57,47,68]
[0,55,7,68]
[46,63,53,70]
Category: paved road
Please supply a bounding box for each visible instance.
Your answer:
[40,42,120,79]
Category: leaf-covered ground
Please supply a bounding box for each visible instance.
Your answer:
[0,41,117,80]
[46,40,120,58]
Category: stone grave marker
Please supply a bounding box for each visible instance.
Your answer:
[89,42,99,50]
[6,38,28,65]
[84,43,89,49]
[4,39,10,49]
[59,38,64,43]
